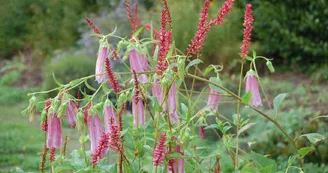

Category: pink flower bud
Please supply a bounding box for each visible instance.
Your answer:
[129,49,148,83]
[207,89,220,111]
[132,95,145,128]
[66,101,77,128]
[47,113,62,149]
[245,74,262,107]
[200,126,205,140]
[88,115,104,155]
[95,47,109,83]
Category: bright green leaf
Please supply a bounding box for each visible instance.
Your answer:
[241,92,252,105]
[273,93,287,117]
[299,133,325,144]
[298,146,315,159]
[185,59,203,72]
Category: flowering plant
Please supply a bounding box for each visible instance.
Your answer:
[23,0,325,172]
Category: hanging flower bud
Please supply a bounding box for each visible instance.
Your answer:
[245,70,262,107]
[207,89,220,111]
[47,113,63,149]
[152,133,167,167]
[132,95,145,128]
[66,101,77,128]
[199,126,205,140]
[129,49,148,83]
[95,46,109,83]
[152,79,163,105]
[104,102,118,133]
[87,115,104,155]
[167,82,179,124]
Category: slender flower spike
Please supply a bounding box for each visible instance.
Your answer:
[240,4,254,59]
[132,95,145,128]
[167,82,179,124]
[66,101,77,128]
[245,71,262,107]
[105,58,122,93]
[207,89,220,111]
[95,46,109,83]
[109,123,121,154]
[91,132,110,166]
[47,113,63,149]
[88,115,104,155]
[129,49,148,83]
[210,0,235,26]
[152,133,167,167]
[104,103,118,133]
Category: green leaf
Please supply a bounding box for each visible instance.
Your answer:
[209,77,224,93]
[166,152,183,160]
[273,93,287,117]
[237,123,256,136]
[153,45,159,60]
[298,146,315,159]
[250,152,277,172]
[166,41,175,59]
[204,124,219,130]
[132,27,144,38]
[120,128,129,137]
[266,61,275,73]
[204,65,215,77]
[287,154,300,168]
[52,73,63,86]
[299,133,325,144]
[15,167,25,173]
[246,56,253,61]
[241,92,252,105]
[185,59,203,72]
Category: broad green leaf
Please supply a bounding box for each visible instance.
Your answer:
[273,93,287,117]
[250,152,277,172]
[298,146,315,158]
[241,163,257,173]
[205,124,219,130]
[238,123,256,136]
[299,133,325,144]
[185,59,203,71]
[120,128,129,137]
[241,92,252,105]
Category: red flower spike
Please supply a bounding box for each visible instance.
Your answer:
[109,123,121,154]
[85,18,101,35]
[40,145,48,172]
[132,70,140,104]
[152,133,167,166]
[133,3,141,31]
[105,58,122,93]
[91,132,110,166]
[84,103,91,124]
[210,0,235,26]
[49,148,56,162]
[240,4,254,59]
[162,0,172,28]
[110,46,120,60]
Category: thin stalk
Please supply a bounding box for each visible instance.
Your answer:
[235,61,244,169]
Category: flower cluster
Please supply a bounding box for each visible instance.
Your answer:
[240,4,254,59]
[85,17,101,35]
[109,123,121,154]
[105,58,122,93]
[91,133,110,166]
[152,133,167,166]
[125,0,141,34]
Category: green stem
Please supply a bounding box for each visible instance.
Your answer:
[235,61,244,169]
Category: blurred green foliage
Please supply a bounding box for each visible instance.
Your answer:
[43,53,96,97]
[0,0,106,59]
[240,0,328,67]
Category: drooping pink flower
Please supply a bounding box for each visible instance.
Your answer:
[47,113,62,149]
[207,89,220,111]
[66,101,77,128]
[132,95,145,128]
[245,73,262,107]
[153,133,167,167]
[104,104,118,133]
[240,4,254,59]
[168,145,185,173]
[95,47,109,83]
[129,49,148,83]
[152,79,163,105]
[88,115,104,155]
[91,132,110,166]
[200,126,205,140]
[167,82,179,124]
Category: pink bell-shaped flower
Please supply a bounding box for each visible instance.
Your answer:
[47,113,63,149]
[169,145,185,173]
[132,95,145,128]
[207,89,220,111]
[129,49,148,83]
[245,70,262,107]
[87,115,104,154]
[167,82,179,124]
[104,102,118,133]
[152,79,163,104]
[95,46,109,83]
[66,101,77,128]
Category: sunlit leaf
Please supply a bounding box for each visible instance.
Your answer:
[299,133,325,144]
[273,93,287,117]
